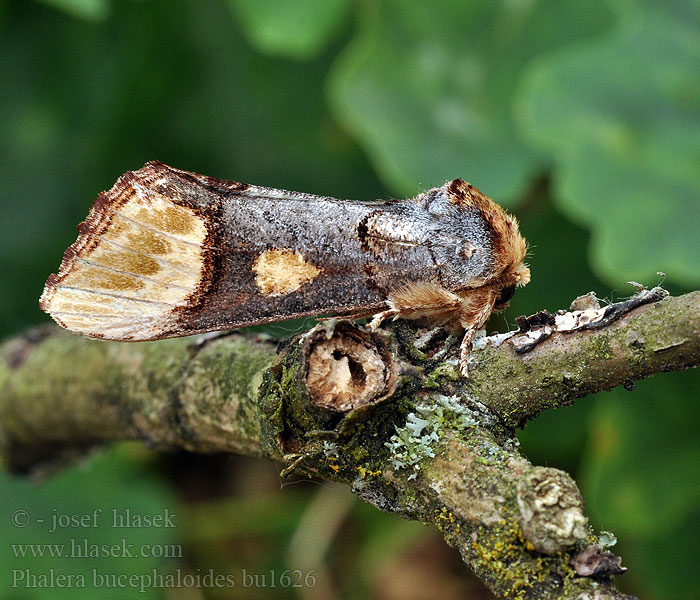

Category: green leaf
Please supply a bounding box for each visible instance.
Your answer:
[0,446,179,599]
[328,0,615,199]
[580,369,700,599]
[34,0,110,21]
[516,2,700,287]
[226,0,350,59]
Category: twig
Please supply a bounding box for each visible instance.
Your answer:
[2,289,698,599]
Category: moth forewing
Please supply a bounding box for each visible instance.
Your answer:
[40,162,530,376]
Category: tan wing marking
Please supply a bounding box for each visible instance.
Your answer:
[40,183,209,340]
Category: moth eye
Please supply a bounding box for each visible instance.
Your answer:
[495,284,516,306]
[459,243,476,259]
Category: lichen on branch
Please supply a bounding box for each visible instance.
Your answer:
[2,289,698,599]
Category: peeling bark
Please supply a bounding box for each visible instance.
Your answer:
[2,289,699,599]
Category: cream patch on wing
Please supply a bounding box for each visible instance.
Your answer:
[40,184,208,340]
[252,248,321,296]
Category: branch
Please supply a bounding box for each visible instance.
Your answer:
[3,289,698,599]
[470,287,700,427]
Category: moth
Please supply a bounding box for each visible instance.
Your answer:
[40,162,530,376]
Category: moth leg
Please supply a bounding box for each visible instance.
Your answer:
[459,328,479,377]
[369,281,465,332]
[368,308,400,331]
[457,289,499,377]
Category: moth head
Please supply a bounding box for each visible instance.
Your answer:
[494,283,516,309]
[492,262,530,311]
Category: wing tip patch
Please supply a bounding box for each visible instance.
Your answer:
[40,163,211,340]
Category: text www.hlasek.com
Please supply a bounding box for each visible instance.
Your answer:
[11,539,182,559]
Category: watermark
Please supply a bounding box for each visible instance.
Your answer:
[7,507,317,591]
[11,508,176,533]
[10,569,317,592]
[11,538,183,559]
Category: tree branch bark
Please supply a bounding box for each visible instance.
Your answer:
[469,287,700,427]
[2,289,698,599]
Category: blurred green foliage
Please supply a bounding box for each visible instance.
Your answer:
[517,0,700,287]
[1,1,698,599]
[226,0,349,59]
[0,446,179,599]
[328,0,615,200]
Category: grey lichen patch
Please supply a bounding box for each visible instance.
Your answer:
[322,440,339,459]
[471,329,516,351]
[384,394,477,479]
[352,472,426,519]
[516,466,588,554]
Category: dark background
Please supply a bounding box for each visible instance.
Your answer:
[1,1,698,599]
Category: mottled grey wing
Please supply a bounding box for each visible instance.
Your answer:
[40,162,497,340]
